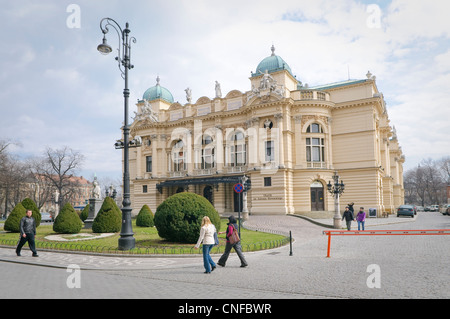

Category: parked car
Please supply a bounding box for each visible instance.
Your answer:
[416,206,424,212]
[397,205,415,218]
[40,212,53,223]
[442,205,450,216]
[430,205,439,212]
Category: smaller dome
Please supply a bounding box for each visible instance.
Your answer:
[143,76,174,104]
[253,45,293,77]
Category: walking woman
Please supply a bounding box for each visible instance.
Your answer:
[217,215,248,268]
[194,216,217,274]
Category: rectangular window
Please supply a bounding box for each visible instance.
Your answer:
[231,144,246,166]
[201,148,215,169]
[306,138,325,162]
[265,140,275,162]
[143,185,148,193]
[264,177,272,187]
[146,156,152,173]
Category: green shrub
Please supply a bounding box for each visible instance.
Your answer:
[154,192,221,244]
[80,204,90,221]
[92,197,121,233]
[136,204,154,227]
[53,203,83,234]
[21,198,41,227]
[4,203,27,233]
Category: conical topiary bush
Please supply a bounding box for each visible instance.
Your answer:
[53,202,83,234]
[21,197,41,227]
[80,204,90,222]
[4,203,27,233]
[92,197,122,233]
[136,204,154,227]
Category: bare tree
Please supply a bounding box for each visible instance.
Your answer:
[404,156,449,206]
[39,146,85,213]
[0,140,28,218]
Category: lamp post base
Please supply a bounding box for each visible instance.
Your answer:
[118,236,135,250]
[333,217,342,229]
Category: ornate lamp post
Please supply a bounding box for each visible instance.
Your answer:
[97,18,139,250]
[327,171,345,229]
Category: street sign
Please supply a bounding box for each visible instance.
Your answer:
[234,183,243,193]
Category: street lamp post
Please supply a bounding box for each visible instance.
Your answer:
[327,171,345,229]
[97,18,138,250]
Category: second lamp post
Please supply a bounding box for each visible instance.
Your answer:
[327,171,345,229]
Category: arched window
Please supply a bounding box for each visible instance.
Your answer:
[306,123,325,165]
[306,123,323,133]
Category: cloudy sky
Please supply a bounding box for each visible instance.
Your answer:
[1,0,449,182]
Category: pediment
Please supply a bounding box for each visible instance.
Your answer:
[225,90,243,99]
[168,102,184,111]
[195,96,211,105]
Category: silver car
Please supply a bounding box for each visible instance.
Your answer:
[40,212,53,223]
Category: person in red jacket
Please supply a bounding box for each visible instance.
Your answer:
[217,215,248,268]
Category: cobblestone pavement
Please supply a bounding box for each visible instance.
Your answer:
[0,212,449,299]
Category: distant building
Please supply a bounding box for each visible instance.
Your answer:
[127,46,405,218]
[39,175,91,215]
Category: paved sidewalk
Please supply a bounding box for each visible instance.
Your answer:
[0,214,414,271]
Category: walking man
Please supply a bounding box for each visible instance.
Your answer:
[16,210,38,257]
[341,206,355,231]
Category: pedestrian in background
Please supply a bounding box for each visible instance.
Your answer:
[348,202,354,215]
[217,215,248,268]
[356,207,366,231]
[16,210,39,257]
[194,216,217,274]
[341,206,355,231]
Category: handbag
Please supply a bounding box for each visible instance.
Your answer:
[213,231,219,246]
[228,225,240,244]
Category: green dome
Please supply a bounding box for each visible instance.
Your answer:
[143,77,174,103]
[252,45,293,77]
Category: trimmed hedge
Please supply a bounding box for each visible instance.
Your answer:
[136,204,154,227]
[92,197,121,233]
[4,203,27,233]
[154,192,221,244]
[53,202,83,234]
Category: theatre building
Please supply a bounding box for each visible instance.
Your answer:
[127,46,405,219]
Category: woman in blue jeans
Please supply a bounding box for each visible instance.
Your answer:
[194,216,217,273]
[356,207,366,231]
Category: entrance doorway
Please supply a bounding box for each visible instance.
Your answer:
[203,185,213,205]
[310,181,324,211]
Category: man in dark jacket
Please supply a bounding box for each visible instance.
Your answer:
[16,210,38,257]
[341,206,355,231]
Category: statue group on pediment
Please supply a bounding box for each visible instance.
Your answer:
[247,70,285,102]
[133,99,159,123]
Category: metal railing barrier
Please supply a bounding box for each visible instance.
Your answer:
[322,229,450,258]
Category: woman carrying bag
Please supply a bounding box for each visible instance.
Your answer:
[217,215,248,268]
[194,216,217,274]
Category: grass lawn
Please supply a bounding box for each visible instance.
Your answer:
[0,219,288,255]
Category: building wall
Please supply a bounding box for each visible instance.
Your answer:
[128,70,404,218]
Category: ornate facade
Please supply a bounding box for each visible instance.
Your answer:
[127,46,405,218]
